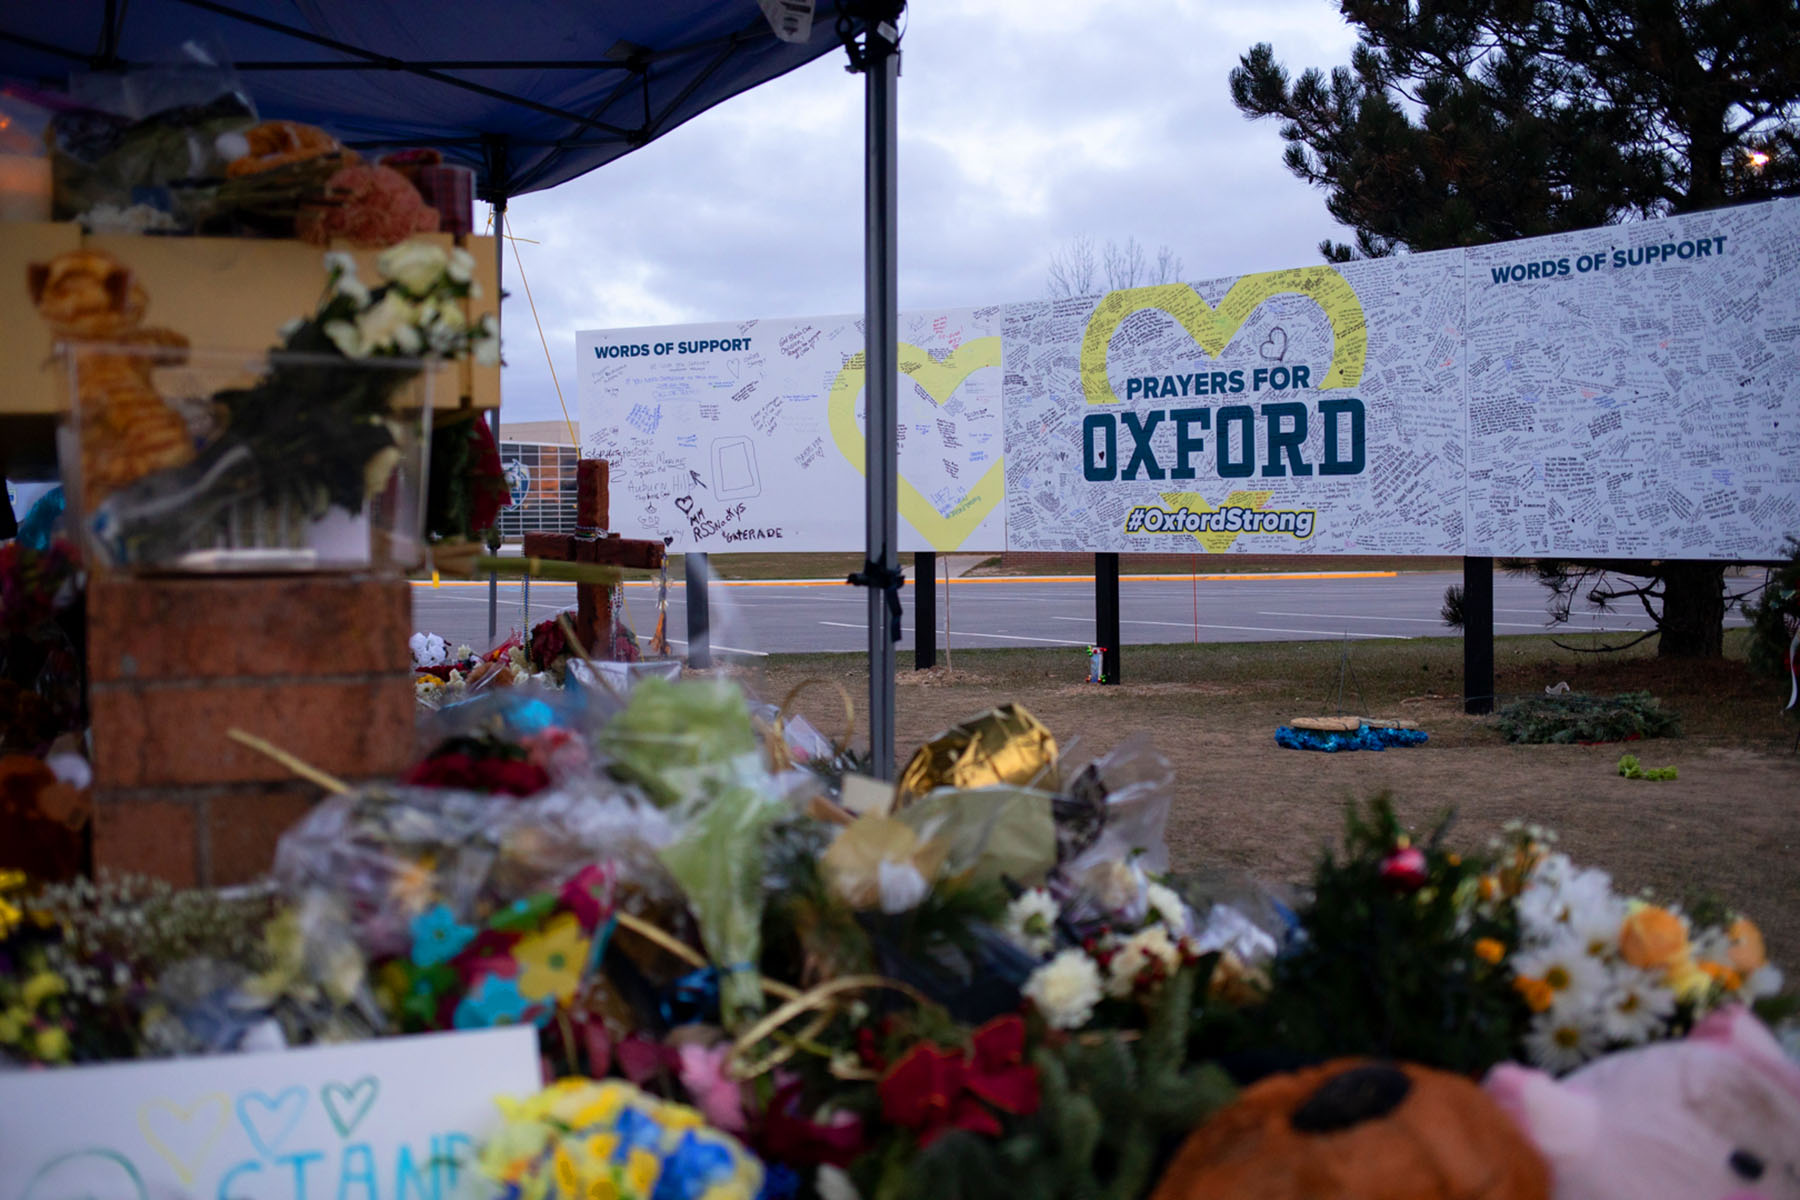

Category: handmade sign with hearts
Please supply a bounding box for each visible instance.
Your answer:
[0,1027,539,1197]
[137,1093,229,1186]
[827,336,1004,552]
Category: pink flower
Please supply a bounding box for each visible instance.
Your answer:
[675,1042,747,1132]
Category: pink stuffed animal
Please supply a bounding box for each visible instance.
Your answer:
[1486,1007,1800,1200]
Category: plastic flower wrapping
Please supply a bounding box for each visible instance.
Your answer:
[3,671,1796,1200]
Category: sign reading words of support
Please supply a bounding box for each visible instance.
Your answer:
[0,1026,540,1200]
[578,198,1799,559]
[580,308,1005,555]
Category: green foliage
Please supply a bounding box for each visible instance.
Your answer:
[876,967,1235,1200]
[1229,0,1800,262]
[1226,797,1524,1076]
[1616,754,1677,781]
[214,309,411,519]
[426,412,478,540]
[1745,538,1800,715]
[1495,691,1681,744]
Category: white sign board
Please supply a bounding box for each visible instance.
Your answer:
[1004,254,1467,554]
[579,308,1006,553]
[0,1026,540,1200]
[1462,202,1800,558]
[577,198,1800,561]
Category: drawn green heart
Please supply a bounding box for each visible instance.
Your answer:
[321,1077,379,1138]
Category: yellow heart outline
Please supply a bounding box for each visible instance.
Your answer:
[828,337,1003,552]
[137,1093,229,1187]
[1079,267,1367,404]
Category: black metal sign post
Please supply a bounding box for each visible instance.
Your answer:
[1463,556,1494,713]
[1096,552,1121,685]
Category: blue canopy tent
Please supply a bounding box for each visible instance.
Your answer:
[1,0,909,773]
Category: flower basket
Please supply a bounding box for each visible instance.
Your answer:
[56,343,436,573]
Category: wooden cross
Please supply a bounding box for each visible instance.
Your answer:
[522,459,665,657]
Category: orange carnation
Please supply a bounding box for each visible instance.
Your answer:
[1513,975,1554,1013]
[1618,905,1688,971]
[1726,917,1767,975]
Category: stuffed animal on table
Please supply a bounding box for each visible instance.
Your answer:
[28,249,193,504]
[1149,1058,1549,1200]
[1486,1006,1800,1200]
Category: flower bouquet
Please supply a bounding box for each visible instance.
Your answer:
[54,241,497,570]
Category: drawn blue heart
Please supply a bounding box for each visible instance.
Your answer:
[236,1086,308,1159]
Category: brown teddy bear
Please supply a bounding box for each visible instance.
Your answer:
[1150,1059,1550,1200]
[28,249,194,503]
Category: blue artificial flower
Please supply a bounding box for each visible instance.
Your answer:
[452,974,532,1028]
[411,904,477,966]
[756,1163,799,1200]
[652,1131,738,1200]
[613,1106,666,1160]
[507,698,556,733]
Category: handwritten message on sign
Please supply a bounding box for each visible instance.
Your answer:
[579,197,1799,560]
[0,1026,539,1200]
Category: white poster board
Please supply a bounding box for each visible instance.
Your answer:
[576,198,1799,561]
[1462,200,1800,558]
[579,307,1005,553]
[0,1026,540,1200]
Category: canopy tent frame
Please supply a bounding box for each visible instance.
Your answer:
[3,0,912,770]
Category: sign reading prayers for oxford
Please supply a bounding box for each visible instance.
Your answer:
[0,1026,540,1200]
[578,197,1799,559]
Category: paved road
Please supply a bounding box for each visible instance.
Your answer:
[411,570,1752,658]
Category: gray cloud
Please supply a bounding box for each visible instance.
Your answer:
[493,1,1357,423]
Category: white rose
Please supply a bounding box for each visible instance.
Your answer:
[323,319,366,359]
[333,271,371,307]
[446,247,476,285]
[1002,888,1061,957]
[430,296,467,332]
[471,314,501,366]
[1106,926,1182,999]
[1022,949,1103,1030]
[876,860,929,914]
[1145,882,1189,935]
[378,240,449,295]
[409,632,447,667]
[355,293,420,354]
[322,250,358,278]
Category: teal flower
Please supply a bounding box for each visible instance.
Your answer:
[453,973,532,1028]
[411,904,476,966]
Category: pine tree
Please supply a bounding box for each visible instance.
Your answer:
[1230,0,1800,656]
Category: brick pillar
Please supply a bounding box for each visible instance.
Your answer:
[87,573,415,885]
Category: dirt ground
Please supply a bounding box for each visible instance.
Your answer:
[757,635,1800,973]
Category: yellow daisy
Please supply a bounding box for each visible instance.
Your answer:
[516,914,592,1004]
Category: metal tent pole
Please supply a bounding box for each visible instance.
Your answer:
[853,8,904,777]
[487,195,508,643]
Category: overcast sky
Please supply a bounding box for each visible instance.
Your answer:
[490,1,1360,427]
